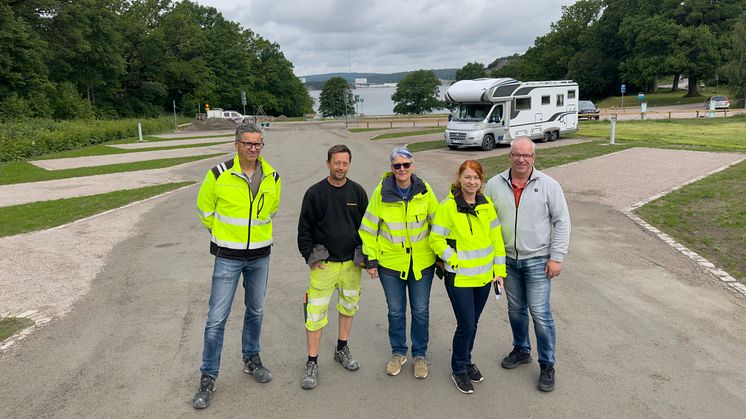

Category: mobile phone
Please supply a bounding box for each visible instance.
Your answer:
[493,282,502,300]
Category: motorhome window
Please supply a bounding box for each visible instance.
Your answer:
[568,90,576,99]
[556,94,564,106]
[515,98,531,110]
[489,105,503,123]
[453,104,493,121]
[541,96,550,105]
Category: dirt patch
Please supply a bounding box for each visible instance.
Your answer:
[184,118,243,131]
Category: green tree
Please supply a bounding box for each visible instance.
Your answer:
[391,70,443,114]
[318,77,353,117]
[116,0,171,116]
[45,0,125,105]
[455,62,486,81]
[0,2,50,107]
[722,13,746,107]
[619,14,680,92]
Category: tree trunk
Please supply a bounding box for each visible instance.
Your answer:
[687,74,699,97]
[671,74,680,92]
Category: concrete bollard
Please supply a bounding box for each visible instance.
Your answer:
[610,114,617,145]
[138,122,143,143]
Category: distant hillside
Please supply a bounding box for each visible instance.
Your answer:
[303,69,457,90]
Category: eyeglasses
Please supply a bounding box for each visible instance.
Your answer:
[509,153,534,160]
[392,162,412,170]
[236,140,264,150]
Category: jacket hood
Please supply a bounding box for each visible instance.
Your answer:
[380,172,427,202]
[449,186,488,215]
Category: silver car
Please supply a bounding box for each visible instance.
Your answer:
[704,95,730,109]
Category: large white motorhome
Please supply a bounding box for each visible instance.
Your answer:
[444,78,579,150]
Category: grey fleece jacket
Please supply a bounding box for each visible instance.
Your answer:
[484,167,570,262]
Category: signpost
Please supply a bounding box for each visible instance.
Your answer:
[637,92,646,119]
[240,91,247,116]
[620,84,626,111]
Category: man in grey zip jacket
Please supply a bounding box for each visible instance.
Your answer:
[484,137,570,393]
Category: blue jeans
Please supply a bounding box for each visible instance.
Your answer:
[200,255,270,378]
[445,282,491,374]
[378,265,434,358]
[505,255,556,365]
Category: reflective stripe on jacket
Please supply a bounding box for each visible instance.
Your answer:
[359,172,438,280]
[429,188,507,287]
[197,154,281,259]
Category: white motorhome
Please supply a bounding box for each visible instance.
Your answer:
[444,78,578,150]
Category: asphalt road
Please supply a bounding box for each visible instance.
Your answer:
[1,125,745,418]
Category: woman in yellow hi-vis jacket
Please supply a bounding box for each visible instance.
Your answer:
[429,160,506,394]
[359,146,439,380]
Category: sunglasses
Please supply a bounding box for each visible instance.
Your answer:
[392,162,412,170]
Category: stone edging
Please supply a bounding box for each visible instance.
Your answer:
[621,156,746,298]
[0,310,52,353]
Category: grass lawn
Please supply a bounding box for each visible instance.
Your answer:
[0,182,193,238]
[370,127,445,140]
[0,317,34,342]
[0,154,224,185]
[36,140,231,159]
[109,134,233,144]
[348,127,392,133]
[408,140,447,152]
[575,117,746,151]
[596,87,734,108]
[479,140,625,179]
[635,160,746,282]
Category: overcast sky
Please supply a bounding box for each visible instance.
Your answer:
[197,0,576,76]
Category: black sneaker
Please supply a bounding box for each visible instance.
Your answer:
[538,364,555,392]
[451,372,474,394]
[192,374,215,409]
[243,354,272,383]
[501,347,532,369]
[467,363,484,383]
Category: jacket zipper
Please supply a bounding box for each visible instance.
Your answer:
[246,178,254,250]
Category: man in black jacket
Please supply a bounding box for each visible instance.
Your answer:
[297,144,368,390]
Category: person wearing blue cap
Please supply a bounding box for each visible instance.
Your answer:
[359,146,439,379]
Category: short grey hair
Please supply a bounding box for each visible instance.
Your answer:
[509,137,535,153]
[235,123,263,141]
[389,145,414,163]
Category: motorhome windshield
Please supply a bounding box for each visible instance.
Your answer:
[453,104,493,121]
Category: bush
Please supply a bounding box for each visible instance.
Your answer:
[0,116,187,162]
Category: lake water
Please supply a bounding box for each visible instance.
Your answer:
[308,85,450,116]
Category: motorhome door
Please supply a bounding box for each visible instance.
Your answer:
[488,104,506,142]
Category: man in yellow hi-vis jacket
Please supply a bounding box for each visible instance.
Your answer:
[192,123,281,410]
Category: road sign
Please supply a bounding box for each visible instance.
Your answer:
[621,84,626,94]
[638,92,645,101]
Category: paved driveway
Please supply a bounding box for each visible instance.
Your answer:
[1,124,744,418]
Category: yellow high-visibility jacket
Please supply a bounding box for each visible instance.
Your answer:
[359,173,438,280]
[429,188,506,287]
[197,154,281,259]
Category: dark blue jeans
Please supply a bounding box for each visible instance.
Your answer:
[200,255,270,378]
[378,265,434,358]
[445,282,491,374]
[505,255,556,365]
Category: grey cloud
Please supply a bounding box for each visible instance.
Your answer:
[198,0,575,75]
